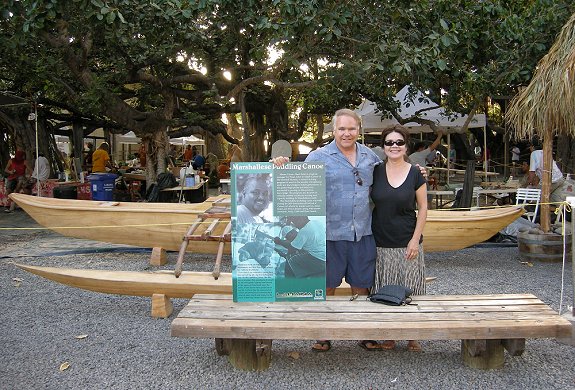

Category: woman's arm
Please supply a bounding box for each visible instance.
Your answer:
[4,160,13,175]
[406,183,428,260]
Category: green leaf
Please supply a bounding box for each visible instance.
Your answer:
[440,35,451,47]
[106,12,116,24]
[440,19,448,30]
[436,59,447,70]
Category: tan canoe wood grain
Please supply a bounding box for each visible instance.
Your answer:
[10,193,523,253]
[14,264,353,298]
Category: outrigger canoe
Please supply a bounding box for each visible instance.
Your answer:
[9,193,523,253]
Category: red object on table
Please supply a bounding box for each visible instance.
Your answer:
[77,182,91,200]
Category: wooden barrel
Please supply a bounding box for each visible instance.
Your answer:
[518,232,572,263]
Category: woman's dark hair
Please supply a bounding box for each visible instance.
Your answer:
[380,124,411,150]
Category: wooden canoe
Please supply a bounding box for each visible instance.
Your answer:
[14,264,353,297]
[9,193,523,253]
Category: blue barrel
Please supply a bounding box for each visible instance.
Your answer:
[87,173,118,201]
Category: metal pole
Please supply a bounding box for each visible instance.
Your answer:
[568,196,575,316]
[34,101,39,197]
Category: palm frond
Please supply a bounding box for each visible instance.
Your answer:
[507,11,575,140]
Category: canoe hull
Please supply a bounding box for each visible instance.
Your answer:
[10,193,523,253]
[10,193,230,254]
[15,264,353,298]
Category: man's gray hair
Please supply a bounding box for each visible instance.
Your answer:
[331,108,361,130]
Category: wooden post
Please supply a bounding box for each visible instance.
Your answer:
[151,293,173,318]
[150,247,167,266]
[503,338,525,356]
[215,338,232,356]
[227,339,272,371]
[461,339,504,370]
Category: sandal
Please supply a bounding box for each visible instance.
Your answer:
[312,340,331,352]
[381,340,396,350]
[358,340,381,351]
[407,341,422,352]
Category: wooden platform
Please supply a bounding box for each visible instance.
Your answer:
[171,294,572,371]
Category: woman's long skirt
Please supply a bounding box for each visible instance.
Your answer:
[373,244,425,295]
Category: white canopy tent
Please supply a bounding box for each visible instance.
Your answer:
[325,85,486,134]
[116,131,141,144]
[115,132,205,161]
[169,135,205,146]
[324,85,489,182]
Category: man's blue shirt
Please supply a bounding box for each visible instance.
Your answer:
[306,141,381,242]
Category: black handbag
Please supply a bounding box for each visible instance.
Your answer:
[368,285,413,306]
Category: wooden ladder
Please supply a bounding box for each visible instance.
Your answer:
[174,206,232,280]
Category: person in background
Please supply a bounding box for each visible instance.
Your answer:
[138,143,146,167]
[24,152,50,195]
[526,140,565,202]
[371,125,428,352]
[518,160,530,187]
[83,142,94,171]
[191,147,205,170]
[4,150,30,213]
[183,145,193,162]
[511,143,520,175]
[91,143,112,173]
[408,130,443,167]
[217,160,231,179]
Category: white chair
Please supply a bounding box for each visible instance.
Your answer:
[515,188,541,222]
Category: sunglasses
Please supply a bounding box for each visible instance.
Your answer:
[384,139,406,147]
[352,168,363,186]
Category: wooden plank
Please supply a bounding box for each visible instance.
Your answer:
[179,298,549,314]
[178,304,556,317]
[171,318,572,340]
[176,310,560,323]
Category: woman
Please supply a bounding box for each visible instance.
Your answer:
[4,150,29,213]
[371,125,428,352]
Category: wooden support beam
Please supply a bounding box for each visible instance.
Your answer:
[503,338,525,356]
[215,338,232,356]
[150,247,167,266]
[461,339,504,370]
[227,339,272,371]
[151,293,173,318]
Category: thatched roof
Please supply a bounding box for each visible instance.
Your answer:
[507,11,575,139]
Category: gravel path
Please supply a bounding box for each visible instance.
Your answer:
[1,210,574,390]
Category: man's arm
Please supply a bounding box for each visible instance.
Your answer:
[428,130,443,152]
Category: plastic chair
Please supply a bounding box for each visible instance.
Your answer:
[515,188,541,222]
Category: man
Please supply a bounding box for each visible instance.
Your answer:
[408,130,443,167]
[526,140,565,202]
[183,145,193,161]
[91,143,112,173]
[273,109,426,351]
[511,144,521,176]
[191,147,205,170]
[273,216,326,278]
[24,152,50,194]
[236,174,271,224]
